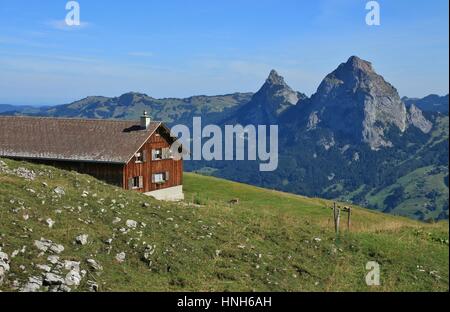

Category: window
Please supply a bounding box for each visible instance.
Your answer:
[152,148,172,160]
[152,172,170,184]
[128,176,143,189]
[152,149,163,160]
[135,151,147,163]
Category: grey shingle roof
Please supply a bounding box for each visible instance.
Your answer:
[0,116,162,164]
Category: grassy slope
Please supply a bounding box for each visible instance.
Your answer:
[338,116,449,220]
[366,166,448,220]
[0,158,448,292]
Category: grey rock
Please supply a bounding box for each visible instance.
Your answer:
[14,167,36,180]
[20,276,43,292]
[86,259,103,271]
[47,255,60,265]
[46,218,55,228]
[65,270,81,286]
[34,238,64,254]
[64,260,80,272]
[58,284,72,292]
[87,280,99,292]
[407,104,433,133]
[126,220,138,229]
[49,244,65,254]
[0,251,10,285]
[115,252,126,263]
[307,111,320,131]
[43,272,65,286]
[75,234,89,245]
[36,264,52,272]
[53,186,65,196]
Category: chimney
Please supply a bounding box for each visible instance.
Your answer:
[140,111,151,129]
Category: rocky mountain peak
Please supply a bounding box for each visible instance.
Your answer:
[226,70,306,125]
[258,70,303,107]
[266,69,286,86]
[345,55,374,73]
[308,56,408,150]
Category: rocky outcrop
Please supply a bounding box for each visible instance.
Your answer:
[34,238,65,254]
[307,111,320,131]
[227,70,306,125]
[306,56,409,150]
[0,251,10,285]
[407,104,433,133]
[75,234,89,246]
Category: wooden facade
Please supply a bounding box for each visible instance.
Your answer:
[30,126,183,193]
[30,159,124,186]
[122,127,183,193]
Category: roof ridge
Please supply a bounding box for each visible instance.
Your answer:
[0,115,162,124]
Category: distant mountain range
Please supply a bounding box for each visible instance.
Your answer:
[403,94,449,113]
[2,56,448,221]
[0,93,253,126]
[0,104,36,114]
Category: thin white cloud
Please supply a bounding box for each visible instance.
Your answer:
[46,19,91,31]
[128,52,154,57]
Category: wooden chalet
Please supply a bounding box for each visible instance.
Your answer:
[0,113,184,201]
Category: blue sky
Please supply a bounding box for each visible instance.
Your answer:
[0,0,448,105]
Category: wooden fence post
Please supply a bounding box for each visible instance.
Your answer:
[333,202,337,225]
[335,208,341,236]
[347,207,352,231]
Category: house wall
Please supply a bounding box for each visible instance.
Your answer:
[15,158,124,186]
[123,128,183,193]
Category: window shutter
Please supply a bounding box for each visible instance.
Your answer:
[139,176,144,188]
[142,150,147,162]
[128,178,133,190]
[151,174,156,183]
[165,171,170,181]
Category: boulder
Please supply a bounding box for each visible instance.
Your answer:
[126,220,138,229]
[86,259,103,272]
[54,186,65,196]
[36,264,52,272]
[64,260,80,272]
[46,218,55,228]
[34,238,64,254]
[65,270,81,286]
[0,251,10,285]
[75,234,89,246]
[43,273,65,286]
[115,252,126,263]
[20,276,43,292]
[47,255,60,265]
[87,280,99,292]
